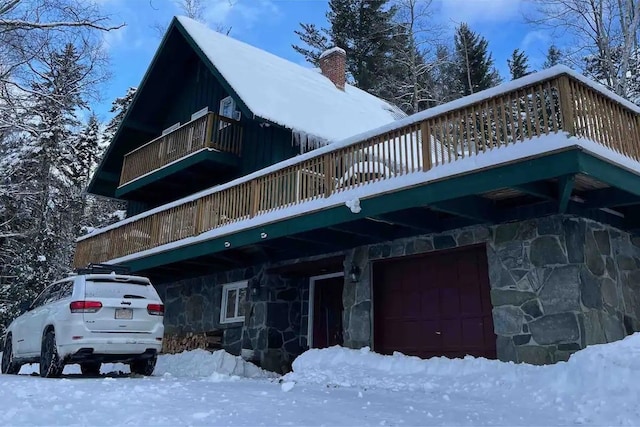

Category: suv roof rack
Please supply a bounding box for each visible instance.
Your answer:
[74,263,131,276]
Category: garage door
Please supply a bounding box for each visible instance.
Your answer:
[373,245,496,359]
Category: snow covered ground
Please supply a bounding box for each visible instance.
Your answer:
[2,335,640,426]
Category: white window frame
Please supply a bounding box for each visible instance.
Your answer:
[220,280,248,324]
[219,96,236,119]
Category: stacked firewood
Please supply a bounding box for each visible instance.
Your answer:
[161,330,223,354]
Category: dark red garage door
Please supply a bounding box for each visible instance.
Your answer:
[373,245,496,359]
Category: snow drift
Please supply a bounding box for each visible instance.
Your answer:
[14,349,275,379]
[285,333,640,397]
[154,349,276,379]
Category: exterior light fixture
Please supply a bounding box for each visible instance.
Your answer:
[250,279,261,296]
[349,264,361,283]
[224,241,231,248]
[260,232,268,239]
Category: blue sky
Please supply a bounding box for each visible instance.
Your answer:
[94,0,548,122]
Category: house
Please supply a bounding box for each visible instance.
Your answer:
[76,16,640,372]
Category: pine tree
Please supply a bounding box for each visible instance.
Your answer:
[453,23,501,96]
[104,87,136,144]
[543,45,562,68]
[293,0,402,95]
[430,45,459,104]
[0,43,91,329]
[508,49,532,80]
[292,23,330,65]
[80,88,133,234]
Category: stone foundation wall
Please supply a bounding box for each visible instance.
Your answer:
[155,214,640,370]
[345,215,640,364]
[154,264,310,373]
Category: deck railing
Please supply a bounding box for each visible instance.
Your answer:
[119,112,243,187]
[75,70,640,267]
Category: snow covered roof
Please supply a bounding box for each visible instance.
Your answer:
[176,16,405,143]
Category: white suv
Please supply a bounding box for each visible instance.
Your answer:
[1,265,165,378]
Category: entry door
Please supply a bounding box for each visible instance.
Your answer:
[311,275,344,348]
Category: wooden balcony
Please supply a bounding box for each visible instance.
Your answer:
[118,112,243,189]
[74,69,640,269]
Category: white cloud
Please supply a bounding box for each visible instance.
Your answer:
[101,25,127,51]
[435,0,525,25]
[521,29,549,51]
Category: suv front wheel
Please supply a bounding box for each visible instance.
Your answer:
[40,330,64,378]
[1,334,21,374]
[130,356,157,376]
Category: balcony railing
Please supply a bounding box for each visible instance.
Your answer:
[75,68,640,268]
[119,112,243,187]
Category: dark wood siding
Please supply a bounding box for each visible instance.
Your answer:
[162,59,224,131]
[239,121,298,176]
[373,245,497,360]
[123,47,299,216]
[126,200,149,217]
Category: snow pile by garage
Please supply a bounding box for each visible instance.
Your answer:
[284,333,640,397]
[154,349,276,379]
[284,345,534,392]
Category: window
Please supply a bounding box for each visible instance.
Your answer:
[218,96,240,129]
[219,96,236,119]
[30,287,53,310]
[220,281,247,324]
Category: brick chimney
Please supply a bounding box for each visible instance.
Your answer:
[319,47,346,90]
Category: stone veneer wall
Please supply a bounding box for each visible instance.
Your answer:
[344,215,640,364]
[154,264,309,372]
[155,214,640,370]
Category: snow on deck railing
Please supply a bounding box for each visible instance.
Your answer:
[73,66,640,267]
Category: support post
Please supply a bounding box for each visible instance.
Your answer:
[324,155,334,197]
[557,174,575,214]
[250,180,261,218]
[420,121,432,171]
[205,113,215,148]
[558,76,575,135]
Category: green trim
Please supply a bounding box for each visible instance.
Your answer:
[578,153,640,196]
[557,174,575,214]
[122,148,583,272]
[114,149,239,198]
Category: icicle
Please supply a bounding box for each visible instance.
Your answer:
[291,129,330,154]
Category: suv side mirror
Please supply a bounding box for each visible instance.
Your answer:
[18,301,31,314]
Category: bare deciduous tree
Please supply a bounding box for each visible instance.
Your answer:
[388,0,443,113]
[151,0,232,37]
[528,0,640,100]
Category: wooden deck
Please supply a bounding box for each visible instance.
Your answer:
[74,71,640,268]
[119,112,243,187]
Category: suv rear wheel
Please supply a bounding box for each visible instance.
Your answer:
[1,334,21,374]
[40,330,64,378]
[80,362,101,376]
[130,356,157,376]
